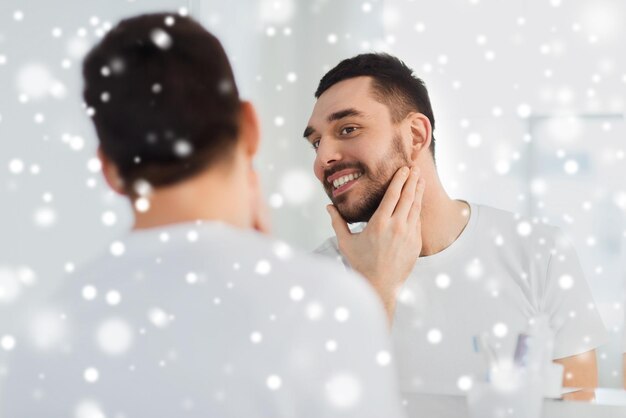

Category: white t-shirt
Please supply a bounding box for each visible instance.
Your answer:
[315,202,609,393]
[1,221,405,418]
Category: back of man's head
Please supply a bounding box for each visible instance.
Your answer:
[83,13,240,195]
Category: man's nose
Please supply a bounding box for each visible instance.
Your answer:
[316,139,342,168]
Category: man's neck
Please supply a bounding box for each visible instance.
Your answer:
[131,165,250,231]
[418,171,471,257]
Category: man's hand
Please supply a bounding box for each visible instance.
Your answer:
[327,166,426,324]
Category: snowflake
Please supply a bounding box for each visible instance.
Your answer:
[457,375,473,391]
[250,331,263,344]
[376,350,391,366]
[109,241,125,256]
[289,286,304,301]
[427,328,443,344]
[150,29,172,50]
[105,290,121,305]
[148,307,172,328]
[1,335,16,351]
[83,367,99,383]
[334,307,350,322]
[435,273,451,289]
[325,373,361,408]
[255,259,271,275]
[96,318,133,355]
[492,322,508,338]
[266,374,282,390]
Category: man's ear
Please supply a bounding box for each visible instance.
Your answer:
[238,101,260,157]
[97,147,126,196]
[407,112,432,162]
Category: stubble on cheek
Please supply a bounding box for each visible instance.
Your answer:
[325,132,410,223]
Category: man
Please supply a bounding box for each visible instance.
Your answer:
[0,16,423,417]
[304,53,609,393]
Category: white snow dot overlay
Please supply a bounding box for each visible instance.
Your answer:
[306,302,324,320]
[250,332,262,344]
[289,286,304,301]
[427,328,443,344]
[493,322,508,338]
[559,274,574,290]
[266,374,282,390]
[105,290,121,305]
[110,241,125,256]
[84,367,99,383]
[148,307,171,328]
[151,29,172,49]
[457,375,473,391]
[255,260,271,275]
[376,350,391,366]
[435,273,451,289]
[82,285,97,301]
[96,318,133,355]
[334,307,350,322]
[1,335,16,351]
[74,400,105,418]
[517,221,532,237]
[325,373,362,408]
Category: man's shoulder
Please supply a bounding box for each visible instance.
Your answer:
[67,224,362,306]
[473,202,562,241]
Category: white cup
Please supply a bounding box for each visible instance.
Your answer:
[467,364,543,418]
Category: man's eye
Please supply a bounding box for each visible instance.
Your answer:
[311,139,320,150]
[340,127,358,135]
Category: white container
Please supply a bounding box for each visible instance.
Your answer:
[467,361,543,418]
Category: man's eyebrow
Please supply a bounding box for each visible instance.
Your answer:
[303,126,315,139]
[303,108,364,139]
[327,108,364,123]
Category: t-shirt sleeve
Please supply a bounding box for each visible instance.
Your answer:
[285,263,406,418]
[313,237,352,271]
[542,230,610,359]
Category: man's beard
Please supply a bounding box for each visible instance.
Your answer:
[324,133,410,224]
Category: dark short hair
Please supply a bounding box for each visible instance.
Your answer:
[315,53,436,157]
[83,13,240,194]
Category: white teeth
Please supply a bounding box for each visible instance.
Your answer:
[332,172,362,189]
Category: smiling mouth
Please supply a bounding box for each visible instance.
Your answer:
[331,172,362,197]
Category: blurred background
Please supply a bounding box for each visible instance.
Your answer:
[0,0,624,387]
